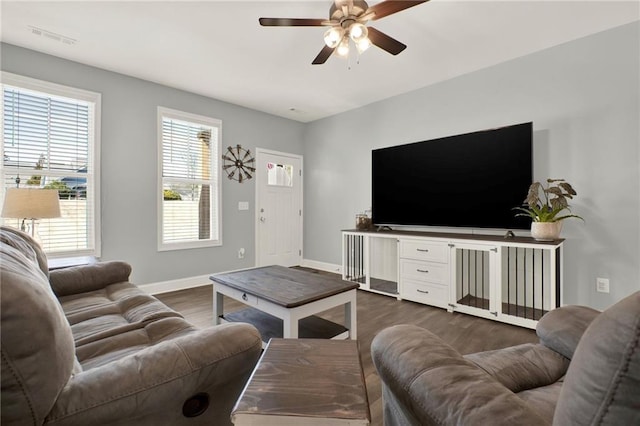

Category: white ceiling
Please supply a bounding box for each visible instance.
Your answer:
[1,1,638,122]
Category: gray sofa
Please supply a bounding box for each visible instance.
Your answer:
[372,291,640,425]
[1,226,262,426]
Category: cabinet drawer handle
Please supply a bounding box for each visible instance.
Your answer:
[417,269,429,273]
[242,293,248,301]
[417,289,430,294]
[416,248,429,252]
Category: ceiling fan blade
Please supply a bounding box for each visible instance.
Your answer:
[367,27,406,55]
[312,45,335,65]
[259,18,326,27]
[368,0,429,21]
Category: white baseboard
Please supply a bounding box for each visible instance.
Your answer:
[301,259,342,275]
[141,261,343,295]
[140,274,211,295]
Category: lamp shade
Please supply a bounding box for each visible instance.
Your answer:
[324,27,344,48]
[337,37,350,57]
[1,188,61,219]
[349,23,368,43]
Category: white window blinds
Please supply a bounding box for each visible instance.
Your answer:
[158,107,221,250]
[1,73,100,257]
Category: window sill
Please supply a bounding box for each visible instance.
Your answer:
[48,256,98,271]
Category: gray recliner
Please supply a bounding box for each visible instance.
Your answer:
[1,226,262,425]
[371,291,640,425]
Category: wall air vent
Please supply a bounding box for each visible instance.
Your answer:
[28,26,76,45]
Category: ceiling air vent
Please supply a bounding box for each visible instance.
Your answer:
[28,26,76,45]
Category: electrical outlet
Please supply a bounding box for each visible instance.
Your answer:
[238,248,245,259]
[596,277,610,293]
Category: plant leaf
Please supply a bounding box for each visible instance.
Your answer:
[550,197,568,210]
[555,214,585,222]
[526,182,542,206]
[513,207,536,218]
[559,182,577,196]
[529,182,542,193]
[547,187,562,196]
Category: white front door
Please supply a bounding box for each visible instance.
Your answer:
[255,149,303,267]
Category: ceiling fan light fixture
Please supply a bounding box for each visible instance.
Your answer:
[336,37,350,57]
[349,22,368,43]
[356,37,371,54]
[324,27,344,48]
[259,0,429,65]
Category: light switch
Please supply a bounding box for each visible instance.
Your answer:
[596,278,610,293]
[238,201,249,211]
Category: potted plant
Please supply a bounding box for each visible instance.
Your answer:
[514,178,583,241]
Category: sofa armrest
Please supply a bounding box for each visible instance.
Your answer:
[46,322,262,426]
[464,343,570,393]
[49,261,132,297]
[536,305,600,359]
[371,325,548,426]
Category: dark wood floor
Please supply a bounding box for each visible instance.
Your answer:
[156,270,538,426]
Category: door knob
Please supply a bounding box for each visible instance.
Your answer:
[260,217,266,222]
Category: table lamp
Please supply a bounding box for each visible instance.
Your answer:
[1,188,61,237]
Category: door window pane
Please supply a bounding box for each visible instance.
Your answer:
[267,162,293,187]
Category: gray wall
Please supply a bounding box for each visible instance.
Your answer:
[1,43,305,285]
[2,22,638,308]
[303,22,640,309]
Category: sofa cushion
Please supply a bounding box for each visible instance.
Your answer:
[517,381,564,424]
[553,291,640,425]
[0,225,49,277]
[57,281,184,355]
[1,241,75,425]
[76,316,197,370]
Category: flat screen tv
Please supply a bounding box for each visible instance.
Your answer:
[372,122,533,230]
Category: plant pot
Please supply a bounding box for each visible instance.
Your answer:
[531,221,563,241]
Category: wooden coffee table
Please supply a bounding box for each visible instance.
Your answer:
[210,266,359,344]
[231,338,370,425]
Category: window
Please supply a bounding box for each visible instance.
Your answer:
[267,162,294,187]
[158,107,221,250]
[1,72,101,257]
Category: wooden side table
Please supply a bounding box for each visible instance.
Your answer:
[232,338,370,425]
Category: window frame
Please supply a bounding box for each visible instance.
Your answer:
[0,71,101,258]
[157,106,222,251]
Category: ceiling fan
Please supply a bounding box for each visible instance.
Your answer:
[259,0,428,65]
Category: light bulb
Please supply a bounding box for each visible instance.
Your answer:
[337,38,350,57]
[324,27,344,48]
[349,23,368,43]
[356,37,371,54]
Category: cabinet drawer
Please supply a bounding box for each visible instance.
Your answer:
[400,259,448,284]
[229,288,259,307]
[401,279,449,305]
[400,240,448,263]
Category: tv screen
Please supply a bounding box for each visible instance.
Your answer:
[372,122,533,230]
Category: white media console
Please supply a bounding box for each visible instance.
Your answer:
[342,229,563,329]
